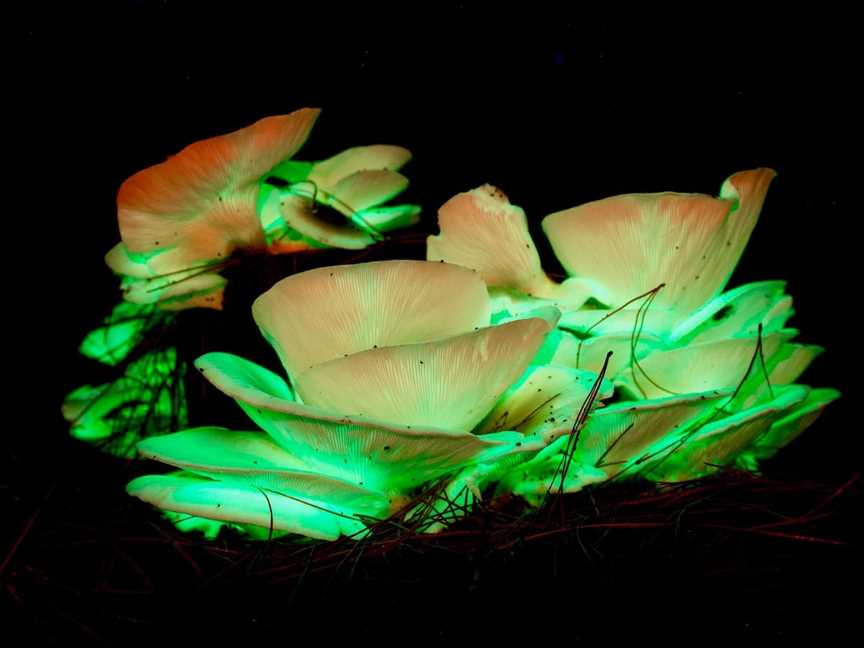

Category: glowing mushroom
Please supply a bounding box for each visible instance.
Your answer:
[107,110,421,310]
[128,260,576,539]
[425,170,837,496]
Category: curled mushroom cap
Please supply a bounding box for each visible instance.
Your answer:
[117,109,321,275]
[106,110,421,311]
[542,168,776,315]
[427,185,596,312]
[264,144,417,250]
[251,259,492,377]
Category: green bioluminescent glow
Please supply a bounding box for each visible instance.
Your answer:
[105,109,420,312]
[64,347,187,458]
[423,169,837,499]
[66,109,424,457]
[79,302,171,366]
[122,168,836,542]
[129,261,556,538]
[260,144,420,251]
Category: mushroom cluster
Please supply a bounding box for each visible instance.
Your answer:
[129,260,575,539]
[107,108,419,311]
[64,109,420,455]
[428,170,838,501]
[120,165,837,540]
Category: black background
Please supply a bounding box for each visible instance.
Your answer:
[9,2,862,643]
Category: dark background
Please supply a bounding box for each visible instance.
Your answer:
[9,2,862,643]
